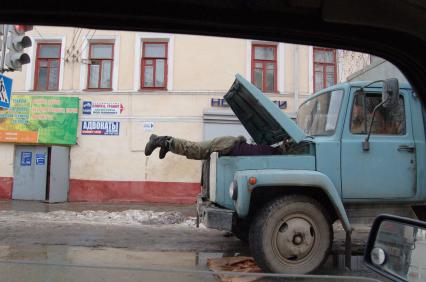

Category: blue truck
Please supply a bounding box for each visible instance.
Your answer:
[197,74,423,274]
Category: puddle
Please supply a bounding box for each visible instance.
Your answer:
[0,245,240,270]
[0,245,384,282]
[316,255,390,281]
[0,245,220,282]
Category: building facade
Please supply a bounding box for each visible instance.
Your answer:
[0,26,368,203]
[347,56,409,84]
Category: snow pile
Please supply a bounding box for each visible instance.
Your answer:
[0,210,197,227]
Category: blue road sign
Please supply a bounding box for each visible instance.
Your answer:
[0,74,13,109]
[82,101,92,115]
[20,152,32,166]
[35,153,46,165]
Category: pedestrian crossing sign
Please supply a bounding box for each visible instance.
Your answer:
[0,74,13,109]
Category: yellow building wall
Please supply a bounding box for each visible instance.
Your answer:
[173,35,247,91]
[68,92,292,183]
[0,144,15,178]
[2,26,313,186]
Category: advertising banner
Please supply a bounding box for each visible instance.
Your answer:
[81,121,120,136]
[0,96,79,145]
[82,101,124,115]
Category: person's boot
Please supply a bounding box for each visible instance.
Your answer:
[159,137,172,159]
[145,134,171,157]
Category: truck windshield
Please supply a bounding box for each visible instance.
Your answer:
[296,89,344,136]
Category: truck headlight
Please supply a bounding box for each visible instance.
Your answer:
[229,180,238,201]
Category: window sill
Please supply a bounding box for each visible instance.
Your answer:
[32,89,60,91]
[139,88,167,91]
[84,88,113,92]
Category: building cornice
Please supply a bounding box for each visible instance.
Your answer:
[11,91,311,99]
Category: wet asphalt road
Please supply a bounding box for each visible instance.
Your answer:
[0,245,385,282]
[0,225,384,281]
[0,220,245,252]
[0,201,386,281]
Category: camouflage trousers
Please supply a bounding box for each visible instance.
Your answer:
[170,136,247,160]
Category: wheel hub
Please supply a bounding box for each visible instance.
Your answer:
[276,217,315,261]
[293,234,303,245]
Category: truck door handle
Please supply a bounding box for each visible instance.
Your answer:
[398,145,415,153]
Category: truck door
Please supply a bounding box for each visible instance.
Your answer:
[341,89,416,199]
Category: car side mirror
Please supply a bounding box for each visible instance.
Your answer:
[382,78,400,109]
[364,214,426,282]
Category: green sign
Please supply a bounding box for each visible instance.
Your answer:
[0,96,79,145]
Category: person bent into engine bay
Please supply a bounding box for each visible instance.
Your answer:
[144,134,305,160]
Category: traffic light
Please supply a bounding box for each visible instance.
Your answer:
[4,25,33,71]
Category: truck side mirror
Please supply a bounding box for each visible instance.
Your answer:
[364,215,426,282]
[362,78,400,151]
[382,78,400,109]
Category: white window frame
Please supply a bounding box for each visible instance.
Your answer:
[246,40,284,93]
[79,35,120,91]
[337,49,344,83]
[134,32,174,91]
[310,46,339,93]
[308,46,314,94]
[26,36,66,91]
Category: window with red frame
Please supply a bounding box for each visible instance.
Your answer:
[252,45,277,92]
[34,43,61,91]
[313,48,337,92]
[141,42,168,89]
[87,43,114,90]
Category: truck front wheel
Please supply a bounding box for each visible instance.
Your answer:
[249,195,332,274]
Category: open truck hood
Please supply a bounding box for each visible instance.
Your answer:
[224,74,306,145]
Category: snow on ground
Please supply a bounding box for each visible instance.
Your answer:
[0,210,197,227]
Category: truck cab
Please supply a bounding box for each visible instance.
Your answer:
[197,74,424,274]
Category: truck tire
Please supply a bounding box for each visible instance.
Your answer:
[249,195,332,274]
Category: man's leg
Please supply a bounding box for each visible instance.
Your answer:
[169,138,213,160]
[145,134,245,160]
[171,136,245,160]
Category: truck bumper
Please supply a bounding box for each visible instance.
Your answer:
[197,195,235,232]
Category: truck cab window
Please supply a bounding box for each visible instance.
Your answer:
[297,89,344,136]
[350,93,406,135]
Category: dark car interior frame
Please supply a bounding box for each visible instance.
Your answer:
[0,0,425,103]
[0,0,425,272]
[0,0,426,270]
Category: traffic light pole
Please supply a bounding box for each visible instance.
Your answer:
[0,25,8,74]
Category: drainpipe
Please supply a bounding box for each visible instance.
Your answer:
[293,45,300,112]
[0,25,9,73]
